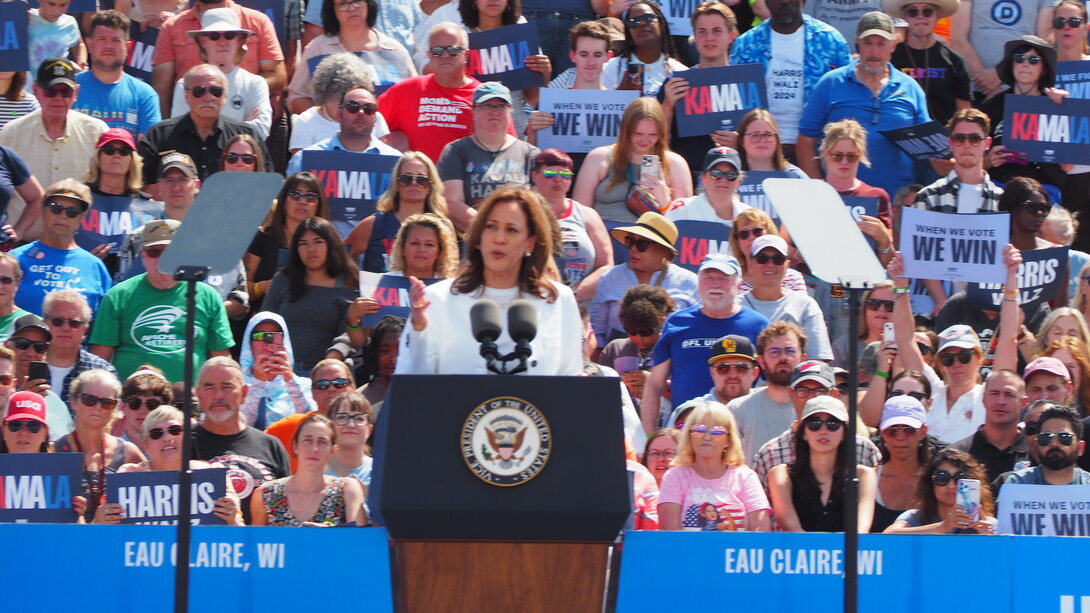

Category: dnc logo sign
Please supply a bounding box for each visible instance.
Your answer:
[992,0,1023,25]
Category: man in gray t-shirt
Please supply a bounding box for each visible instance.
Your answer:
[949,0,1058,97]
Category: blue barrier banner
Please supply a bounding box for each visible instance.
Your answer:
[672,220,731,273]
[674,64,767,137]
[0,452,81,523]
[0,3,29,72]
[1003,94,1090,164]
[0,524,395,612]
[106,468,228,525]
[467,23,544,91]
[301,150,398,239]
[1056,60,1090,99]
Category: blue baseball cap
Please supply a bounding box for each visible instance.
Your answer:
[698,253,741,276]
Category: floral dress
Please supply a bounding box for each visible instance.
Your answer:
[261,477,347,526]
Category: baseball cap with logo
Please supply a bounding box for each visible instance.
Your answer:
[857,11,895,40]
[158,152,198,180]
[473,81,513,106]
[937,324,981,352]
[702,146,742,172]
[142,219,181,248]
[1024,356,1071,381]
[36,57,77,88]
[5,391,47,424]
[708,334,756,364]
[791,360,835,389]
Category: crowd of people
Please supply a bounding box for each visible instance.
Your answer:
[0,0,1088,531]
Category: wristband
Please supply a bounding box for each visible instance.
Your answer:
[346,320,361,330]
[878,243,893,254]
[874,369,890,379]
[1004,290,1020,295]
[893,287,911,295]
[252,282,264,297]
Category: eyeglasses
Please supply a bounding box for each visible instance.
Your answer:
[46,316,86,328]
[224,152,256,165]
[904,6,935,17]
[251,331,284,344]
[866,298,895,312]
[0,375,12,386]
[1021,200,1051,216]
[314,377,350,391]
[939,350,976,366]
[0,276,13,285]
[917,342,933,356]
[475,102,511,112]
[888,390,928,402]
[950,133,985,145]
[143,246,166,259]
[100,146,132,156]
[124,397,164,411]
[625,237,653,252]
[884,425,919,438]
[743,131,775,142]
[931,469,968,486]
[734,227,764,240]
[1037,431,1076,447]
[332,412,369,426]
[397,174,432,186]
[624,326,658,337]
[6,418,44,434]
[287,190,320,202]
[793,386,831,398]
[626,13,659,26]
[765,346,799,359]
[1053,16,1084,28]
[205,31,240,41]
[828,152,860,163]
[804,417,843,431]
[78,393,118,410]
[754,253,786,265]
[42,86,74,98]
[188,84,224,99]
[341,100,377,115]
[160,176,194,185]
[11,338,48,353]
[645,449,677,460]
[335,0,364,10]
[689,424,728,437]
[541,169,574,180]
[47,202,82,218]
[715,363,752,374]
[430,45,465,57]
[148,424,184,440]
[1013,53,1042,65]
[707,168,739,181]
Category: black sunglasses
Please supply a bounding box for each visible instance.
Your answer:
[314,377,350,391]
[224,152,256,164]
[931,469,968,486]
[950,133,985,145]
[397,174,431,186]
[287,190,319,203]
[11,337,48,353]
[46,316,86,328]
[189,84,224,99]
[429,45,465,57]
[1054,16,1084,28]
[6,420,43,433]
[100,145,132,156]
[707,168,739,181]
[1037,431,1076,447]
[42,86,74,98]
[341,100,377,115]
[734,227,765,240]
[917,342,933,356]
[625,326,659,337]
[1021,200,1051,216]
[148,424,184,440]
[939,350,976,366]
[754,253,786,265]
[866,298,895,312]
[904,6,934,17]
[804,417,843,432]
[78,393,118,410]
[625,237,653,252]
[205,31,239,41]
[1013,53,1042,65]
[124,397,163,411]
[47,202,82,219]
[887,390,928,402]
[715,363,752,374]
[626,13,659,26]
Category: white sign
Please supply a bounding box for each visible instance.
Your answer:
[997,483,1090,536]
[899,207,1009,283]
[537,89,639,154]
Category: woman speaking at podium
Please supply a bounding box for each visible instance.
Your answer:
[396,187,583,375]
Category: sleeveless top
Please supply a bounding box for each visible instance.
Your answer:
[593,160,641,224]
[555,199,596,288]
[870,464,908,533]
[789,468,845,533]
[362,211,401,273]
[55,433,128,521]
[261,476,348,526]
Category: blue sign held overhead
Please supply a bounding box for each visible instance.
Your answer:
[467,23,544,91]
[673,64,767,138]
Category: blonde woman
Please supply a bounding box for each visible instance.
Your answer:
[572,97,693,224]
[386,213,458,280]
[346,151,451,271]
[657,401,771,531]
[730,208,807,294]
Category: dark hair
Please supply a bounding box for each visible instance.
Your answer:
[619,284,674,330]
[532,148,573,172]
[459,0,521,28]
[122,365,173,404]
[362,315,405,382]
[997,40,1056,89]
[322,0,378,35]
[271,173,331,246]
[788,411,851,514]
[285,217,358,302]
[292,412,337,451]
[220,134,266,173]
[889,369,932,398]
[641,427,680,465]
[1038,404,1084,439]
[2,71,27,101]
[997,176,1049,214]
[915,448,995,523]
[622,1,677,60]
[90,9,130,35]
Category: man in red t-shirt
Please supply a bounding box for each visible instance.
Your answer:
[151,0,285,118]
[379,22,513,163]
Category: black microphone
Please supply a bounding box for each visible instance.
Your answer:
[470,299,504,374]
[506,299,537,375]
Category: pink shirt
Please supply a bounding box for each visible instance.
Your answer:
[659,465,770,531]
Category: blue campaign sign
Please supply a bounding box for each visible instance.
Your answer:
[965,246,1068,312]
[842,196,878,249]
[301,150,398,239]
[737,171,796,225]
[236,0,285,48]
[106,468,228,525]
[0,3,29,72]
[674,64,767,138]
[359,272,442,327]
[537,89,640,154]
[0,524,395,611]
[672,220,731,273]
[1056,60,1090,99]
[0,452,81,523]
[467,23,544,91]
[879,121,952,161]
[125,25,160,84]
[1003,93,1090,164]
[76,195,164,252]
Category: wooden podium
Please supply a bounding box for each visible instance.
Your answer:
[371,376,631,613]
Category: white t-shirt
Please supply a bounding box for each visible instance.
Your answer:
[957,182,985,214]
[47,363,74,401]
[767,28,806,144]
[601,55,688,98]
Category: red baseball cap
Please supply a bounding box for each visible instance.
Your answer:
[6,391,47,424]
[96,127,137,151]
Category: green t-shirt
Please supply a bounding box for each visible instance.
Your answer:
[89,274,234,382]
[0,307,30,339]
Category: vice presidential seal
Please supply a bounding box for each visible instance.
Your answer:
[461,396,550,487]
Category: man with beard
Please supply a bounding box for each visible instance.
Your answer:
[949,370,1029,485]
[73,11,161,138]
[194,356,290,523]
[640,254,769,433]
[286,82,400,176]
[797,11,931,200]
[666,334,760,428]
[1002,405,1090,485]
